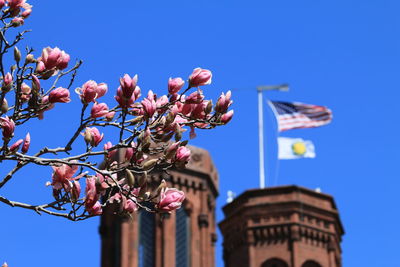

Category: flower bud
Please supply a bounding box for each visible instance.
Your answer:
[157,187,185,212]
[48,87,70,103]
[11,17,24,27]
[168,77,185,95]
[220,110,234,124]
[2,262,8,267]
[143,158,158,170]
[0,116,15,139]
[21,132,30,153]
[9,138,23,152]
[205,100,213,114]
[31,74,40,93]
[189,68,212,87]
[2,72,12,92]
[91,102,109,118]
[156,179,167,195]
[25,54,35,64]
[125,169,135,187]
[83,128,92,145]
[14,46,21,63]
[1,98,8,114]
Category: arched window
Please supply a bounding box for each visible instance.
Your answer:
[176,207,190,267]
[302,260,322,267]
[138,211,155,267]
[261,258,289,267]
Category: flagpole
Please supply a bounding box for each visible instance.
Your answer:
[257,89,265,188]
[256,84,289,189]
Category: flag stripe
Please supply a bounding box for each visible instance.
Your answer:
[269,101,332,132]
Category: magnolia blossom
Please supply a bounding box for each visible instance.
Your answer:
[48,87,70,103]
[175,146,191,163]
[85,177,102,215]
[75,80,107,104]
[83,127,104,147]
[11,17,23,27]
[221,110,234,124]
[104,141,117,161]
[0,116,15,139]
[109,192,138,213]
[91,102,109,118]
[141,97,156,118]
[9,138,22,152]
[19,83,31,102]
[51,163,81,192]
[2,72,12,91]
[215,90,232,113]
[120,74,138,98]
[185,91,204,104]
[71,180,81,201]
[115,75,141,108]
[168,77,185,95]
[21,132,30,153]
[31,74,40,92]
[157,188,185,212]
[189,68,212,87]
[38,47,70,71]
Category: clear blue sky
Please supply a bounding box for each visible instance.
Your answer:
[0,0,399,266]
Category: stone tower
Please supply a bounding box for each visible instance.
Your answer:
[100,146,219,267]
[219,185,344,267]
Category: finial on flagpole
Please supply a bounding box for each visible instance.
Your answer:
[227,190,236,203]
[257,84,289,189]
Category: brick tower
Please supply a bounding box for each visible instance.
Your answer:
[100,146,219,267]
[219,186,344,267]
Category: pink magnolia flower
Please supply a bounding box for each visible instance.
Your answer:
[31,74,40,92]
[87,201,102,215]
[48,87,70,103]
[215,90,232,113]
[2,72,12,90]
[38,47,70,71]
[185,91,204,104]
[120,74,138,98]
[7,0,26,10]
[115,87,136,108]
[168,77,185,95]
[175,146,191,163]
[0,0,5,9]
[9,138,23,152]
[157,188,185,212]
[84,177,98,208]
[91,102,109,118]
[75,80,107,104]
[156,95,168,109]
[96,83,108,98]
[20,83,31,102]
[83,127,104,147]
[141,97,156,118]
[11,17,24,27]
[189,68,212,87]
[21,132,30,153]
[71,180,81,201]
[0,116,15,139]
[221,110,234,124]
[104,141,117,161]
[51,163,80,192]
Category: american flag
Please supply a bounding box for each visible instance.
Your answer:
[268,101,332,132]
